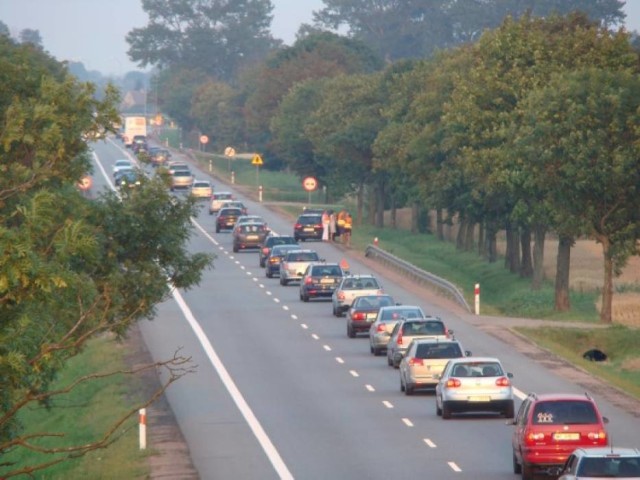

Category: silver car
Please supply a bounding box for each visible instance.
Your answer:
[279,250,321,285]
[435,356,515,419]
[386,317,452,368]
[331,274,383,317]
[399,338,470,395]
[369,305,426,356]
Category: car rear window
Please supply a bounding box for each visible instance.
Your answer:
[312,265,342,276]
[532,400,598,425]
[380,308,422,321]
[269,237,296,246]
[287,252,319,262]
[220,208,242,216]
[578,457,640,477]
[342,278,380,289]
[215,193,233,200]
[298,215,321,225]
[355,296,394,308]
[241,224,266,233]
[416,343,462,359]
[402,321,445,336]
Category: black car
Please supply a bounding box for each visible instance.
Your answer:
[150,148,171,167]
[232,222,269,253]
[216,207,243,233]
[299,263,345,302]
[258,234,298,267]
[293,213,323,241]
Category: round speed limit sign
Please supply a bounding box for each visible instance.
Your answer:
[302,176,318,191]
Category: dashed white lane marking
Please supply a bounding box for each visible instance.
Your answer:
[423,439,437,448]
[246,271,251,276]
[266,291,272,296]
[365,385,375,392]
[282,305,289,311]
[382,401,394,409]
[300,323,307,329]
[311,334,319,340]
[291,315,298,320]
[273,298,280,303]
[323,345,331,351]
[402,418,414,427]
[349,370,359,377]
[259,284,265,289]
[448,462,462,472]
[253,277,258,282]
[335,357,344,364]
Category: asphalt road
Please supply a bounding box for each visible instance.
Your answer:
[91,139,640,480]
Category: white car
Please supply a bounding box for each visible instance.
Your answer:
[435,356,514,419]
[369,305,426,356]
[112,159,133,177]
[558,446,640,479]
[190,180,213,199]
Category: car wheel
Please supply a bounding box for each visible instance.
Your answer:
[436,398,442,416]
[512,451,522,474]
[259,260,265,268]
[280,277,287,286]
[405,383,414,396]
[442,401,452,419]
[209,211,213,215]
[370,345,374,355]
[266,270,272,278]
[302,293,309,302]
[373,347,382,356]
[387,355,393,366]
[215,225,220,233]
[505,401,515,419]
[521,463,534,480]
[347,325,356,338]
[233,245,239,253]
[400,377,405,392]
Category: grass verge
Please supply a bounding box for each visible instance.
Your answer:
[1,334,149,479]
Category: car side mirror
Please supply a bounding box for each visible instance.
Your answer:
[465,350,472,356]
[507,372,514,378]
[602,416,609,424]
[505,419,517,426]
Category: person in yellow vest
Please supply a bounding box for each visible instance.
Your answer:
[342,211,353,247]
[336,210,347,239]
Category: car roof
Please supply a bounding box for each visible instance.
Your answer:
[343,274,376,279]
[286,249,317,255]
[193,180,210,185]
[115,159,131,164]
[530,392,597,402]
[214,191,233,196]
[447,356,502,364]
[410,338,460,345]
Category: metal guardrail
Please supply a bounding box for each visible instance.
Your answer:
[364,244,471,313]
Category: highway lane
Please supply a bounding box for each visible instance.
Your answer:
[90,139,640,479]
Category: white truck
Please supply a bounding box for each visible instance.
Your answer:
[123,116,147,148]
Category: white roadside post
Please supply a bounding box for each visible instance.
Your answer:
[139,408,147,450]
[474,283,480,315]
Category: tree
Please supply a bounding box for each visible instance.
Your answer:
[126,0,279,82]
[18,28,42,47]
[0,20,9,38]
[154,67,209,133]
[517,68,640,322]
[312,0,624,62]
[0,38,213,476]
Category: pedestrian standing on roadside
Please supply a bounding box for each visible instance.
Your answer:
[329,210,337,242]
[337,209,346,240]
[322,209,330,242]
[343,211,353,247]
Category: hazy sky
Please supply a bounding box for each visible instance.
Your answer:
[0,0,638,76]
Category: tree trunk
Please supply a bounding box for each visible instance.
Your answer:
[375,178,385,228]
[554,235,572,311]
[368,185,376,225]
[532,225,546,290]
[464,222,475,251]
[485,221,498,263]
[505,223,512,269]
[436,208,444,240]
[411,202,419,234]
[520,226,533,278]
[356,183,364,225]
[599,237,614,323]
[390,196,397,229]
[456,217,466,250]
[478,221,485,256]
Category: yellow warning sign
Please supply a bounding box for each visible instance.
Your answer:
[251,154,263,166]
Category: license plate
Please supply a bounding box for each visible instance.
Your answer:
[247,235,258,240]
[366,313,377,320]
[553,433,580,441]
[304,227,314,232]
[320,278,334,284]
[467,396,490,402]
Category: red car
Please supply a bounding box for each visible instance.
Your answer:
[511,392,609,479]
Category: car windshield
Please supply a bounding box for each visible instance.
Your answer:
[402,321,445,336]
[532,400,598,425]
[416,343,462,359]
[577,457,640,477]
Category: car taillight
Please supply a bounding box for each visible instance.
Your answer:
[396,329,403,345]
[376,289,383,295]
[525,430,546,445]
[262,247,270,255]
[376,324,386,333]
[304,277,313,285]
[408,357,423,366]
[294,223,302,229]
[337,292,345,301]
[496,377,511,387]
[269,257,279,264]
[587,431,607,443]
[352,312,366,321]
[445,378,461,388]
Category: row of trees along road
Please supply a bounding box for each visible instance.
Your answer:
[126,0,638,323]
[0,35,213,476]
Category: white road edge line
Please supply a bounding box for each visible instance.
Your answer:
[172,287,293,479]
[402,418,414,427]
[448,461,462,472]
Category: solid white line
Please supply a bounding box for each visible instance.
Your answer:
[423,438,437,448]
[513,387,526,400]
[172,288,293,479]
[365,384,375,392]
[402,418,414,427]
[382,401,394,409]
[448,461,462,472]
[349,370,359,377]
